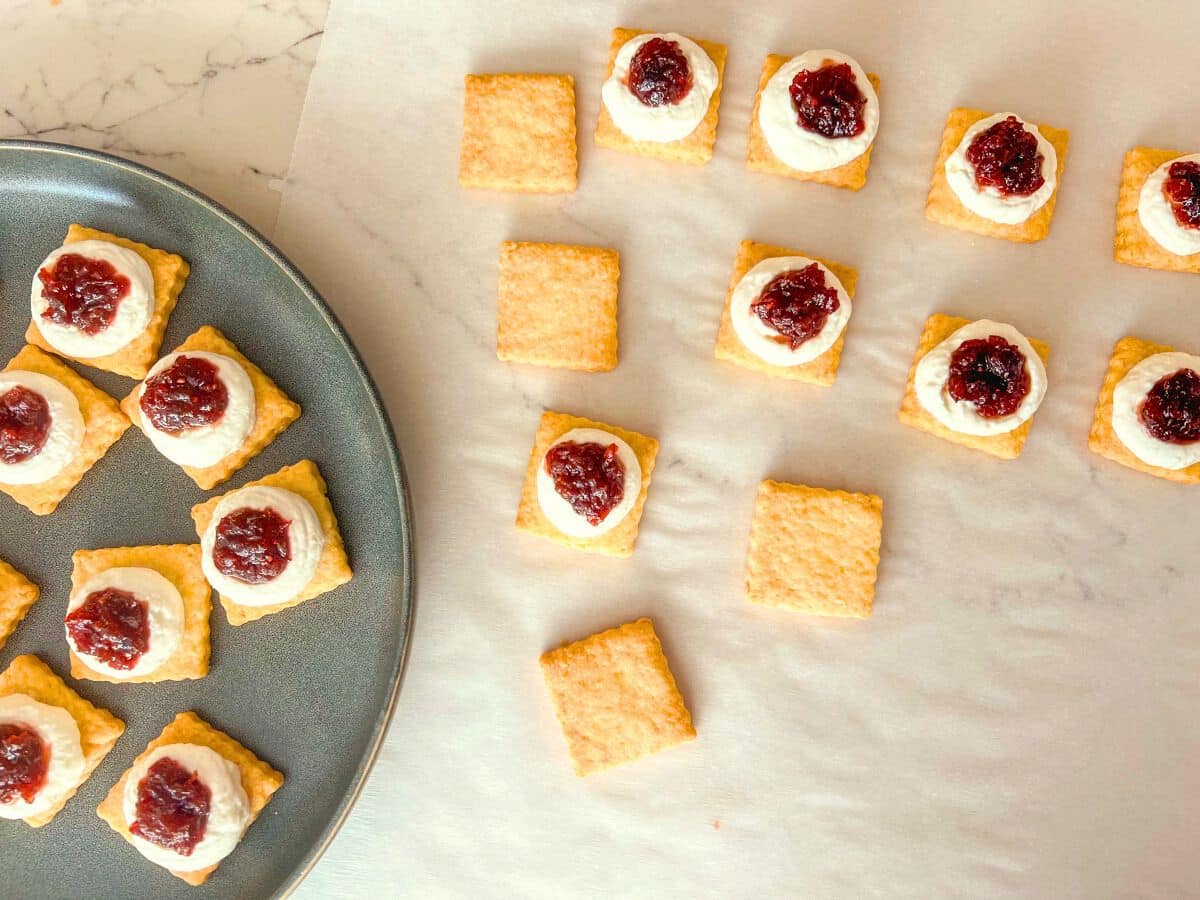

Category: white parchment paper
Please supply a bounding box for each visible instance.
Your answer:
[277,1,1200,897]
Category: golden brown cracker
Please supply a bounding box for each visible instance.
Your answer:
[0,557,39,652]
[745,480,883,618]
[1113,147,1200,275]
[459,73,578,193]
[713,240,856,385]
[540,617,695,776]
[497,241,620,371]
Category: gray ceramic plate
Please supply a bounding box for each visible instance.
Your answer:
[0,140,413,899]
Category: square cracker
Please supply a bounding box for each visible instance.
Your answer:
[897,314,1051,460]
[0,557,39,652]
[746,480,883,618]
[594,28,727,166]
[97,711,284,886]
[515,411,658,557]
[925,108,1070,243]
[69,544,211,682]
[0,654,125,827]
[26,224,189,379]
[459,73,578,193]
[540,617,695,776]
[714,240,857,385]
[1087,336,1200,483]
[746,54,881,190]
[1113,147,1200,275]
[1,343,130,516]
[122,325,301,490]
[191,459,353,624]
[497,241,620,372]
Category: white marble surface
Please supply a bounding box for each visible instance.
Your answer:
[0,0,328,235]
[273,1,1200,898]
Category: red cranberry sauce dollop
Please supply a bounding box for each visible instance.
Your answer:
[946,336,1031,418]
[1164,161,1200,230]
[627,37,693,107]
[0,386,51,464]
[38,253,130,335]
[213,507,292,584]
[65,588,150,671]
[789,62,867,139]
[750,264,841,350]
[965,116,1045,197]
[139,355,228,433]
[544,440,626,526]
[131,757,212,856]
[1139,367,1200,444]
[0,723,49,805]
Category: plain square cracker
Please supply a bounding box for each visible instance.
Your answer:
[0,557,39,652]
[594,28,727,166]
[191,459,352,624]
[924,108,1069,243]
[459,73,578,193]
[0,653,124,827]
[1,343,130,515]
[746,54,880,190]
[97,710,283,886]
[68,544,211,682]
[122,325,300,490]
[1087,336,1200,483]
[26,224,189,379]
[714,240,856,385]
[897,314,1050,460]
[745,480,883,618]
[540,617,695,776]
[516,411,658,557]
[497,241,620,371]
[1113,147,1200,275]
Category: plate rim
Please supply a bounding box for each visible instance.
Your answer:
[0,138,416,899]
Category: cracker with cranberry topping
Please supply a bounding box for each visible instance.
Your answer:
[97,711,284,886]
[1114,147,1200,275]
[747,54,881,190]
[898,314,1050,460]
[1088,336,1200,484]
[0,653,125,827]
[68,544,211,683]
[190,459,352,624]
[714,240,857,385]
[497,241,620,372]
[459,73,578,193]
[540,617,695,776]
[122,325,301,490]
[516,411,658,557]
[595,28,727,166]
[745,480,883,618]
[1,344,130,516]
[925,108,1069,243]
[0,558,39,653]
[26,224,189,379]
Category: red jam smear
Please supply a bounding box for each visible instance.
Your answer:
[0,723,48,805]
[139,355,228,433]
[947,336,1031,418]
[213,507,292,584]
[0,385,51,464]
[1139,367,1200,444]
[131,757,211,856]
[544,440,626,526]
[38,252,130,335]
[789,62,867,139]
[750,264,841,350]
[65,587,150,671]
[964,116,1045,197]
[628,37,693,107]
[1163,161,1200,230]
